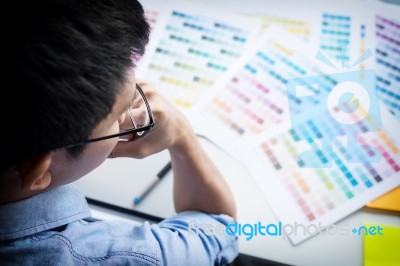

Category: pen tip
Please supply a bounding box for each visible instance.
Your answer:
[133,197,140,204]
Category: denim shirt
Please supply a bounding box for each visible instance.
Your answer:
[0,185,238,265]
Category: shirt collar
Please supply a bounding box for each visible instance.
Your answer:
[0,184,91,241]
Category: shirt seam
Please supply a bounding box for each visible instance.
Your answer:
[50,234,160,264]
[155,230,160,266]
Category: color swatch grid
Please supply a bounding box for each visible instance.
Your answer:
[359,23,367,75]
[205,42,322,136]
[192,34,329,159]
[255,14,311,41]
[248,106,400,245]
[375,15,400,119]
[320,12,351,68]
[142,10,254,109]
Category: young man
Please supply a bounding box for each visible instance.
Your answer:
[0,0,238,264]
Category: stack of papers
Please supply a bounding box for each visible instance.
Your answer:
[135,0,400,245]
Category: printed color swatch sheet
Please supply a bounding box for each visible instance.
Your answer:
[375,11,400,119]
[247,107,399,245]
[191,31,336,159]
[139,4,260,109]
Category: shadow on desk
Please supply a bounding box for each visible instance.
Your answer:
[229,253,291,266]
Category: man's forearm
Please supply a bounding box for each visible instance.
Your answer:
[168,131,237,220]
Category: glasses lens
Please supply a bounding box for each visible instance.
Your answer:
[120,88,150,138]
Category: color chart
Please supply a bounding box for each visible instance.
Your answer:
[235,0,316,42]
[313,8,375,75]
[320,12,352,68]
[139,4,260,109]
[375,12,400,120]
[246,105,400,245]
[190,31,331,160]
[238,3,375,71]
[253,14,311,41]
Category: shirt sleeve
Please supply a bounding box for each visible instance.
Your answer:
[152,211,239,265]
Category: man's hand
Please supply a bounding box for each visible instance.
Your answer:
[111,80,237,220]
[111,81,194,158]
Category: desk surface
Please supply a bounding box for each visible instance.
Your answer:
[74,120,400,266]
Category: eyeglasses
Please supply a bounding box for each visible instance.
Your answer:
[62,84,155,149]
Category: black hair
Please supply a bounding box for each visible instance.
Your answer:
[2,0,150,173]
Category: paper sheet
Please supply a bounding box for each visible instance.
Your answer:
[363,224,400,266]
[190,30,327,159]
[137,1,262,110]
[237,28,400,244]
[374,2,400,120]
[366,186,400,212]
[245,111,400,245]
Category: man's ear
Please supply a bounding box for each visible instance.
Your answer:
[18,153,52,191]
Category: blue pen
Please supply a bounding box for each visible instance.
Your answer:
[133,162,172,205]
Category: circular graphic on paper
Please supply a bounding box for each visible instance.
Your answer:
[339,92,360,113]
[327,81,370,124]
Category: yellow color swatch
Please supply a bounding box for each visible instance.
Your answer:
[364,224,400,266]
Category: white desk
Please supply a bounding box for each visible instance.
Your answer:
[74,123,400,266]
